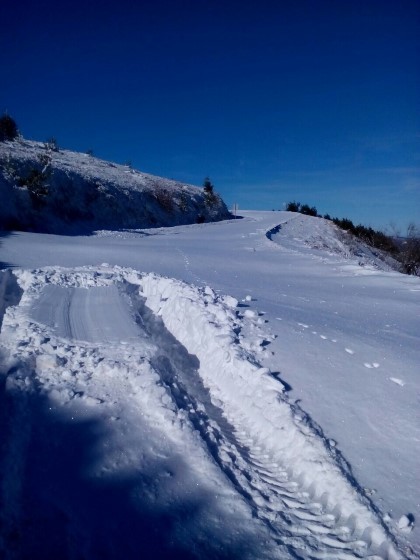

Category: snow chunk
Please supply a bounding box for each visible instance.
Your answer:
[36,353,58,371]
[397,514,414,533]
[222,295,238,308]
[390,377,405,387]
[243,309,256,318]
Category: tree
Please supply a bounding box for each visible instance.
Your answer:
[203,177,214,193]
[203,177,218,207]
[300,204,318,217]
[286,201,301,212]
[44,137,59,152]
[0,114,18,141]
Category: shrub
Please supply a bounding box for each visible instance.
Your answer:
[0,153,20,182]
[16,155,52,208]
[286,201,317,216]
[286,201,301,212]
[397,224,420,276]
[333,217,355,232]
[154,187,174,212]
[300,204,318,217]
[203,177,214,193]
[18,169,49,208]
[178,188,189,212]
[203,177,218,207]
[44,137,59,152]
[0,114,18,142]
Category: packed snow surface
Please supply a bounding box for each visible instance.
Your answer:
[0,211,419,559]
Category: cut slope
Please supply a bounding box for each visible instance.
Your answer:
[0,139,230,233]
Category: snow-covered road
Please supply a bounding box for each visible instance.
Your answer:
[0,211,419,559]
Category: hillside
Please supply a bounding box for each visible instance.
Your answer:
[1,211,419,559]
[267,213,402,273]
[0,138,230,233]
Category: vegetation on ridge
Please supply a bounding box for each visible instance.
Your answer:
[286,201,420,276]
[0,116,230,233]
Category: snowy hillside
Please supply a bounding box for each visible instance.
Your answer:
[0,211,419,559]
[267,213,402,272]
[0,138,230,233]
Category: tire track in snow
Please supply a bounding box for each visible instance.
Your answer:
[126,288,393,559]
[139,272,406,559]
[2,271,275,559]
[0,267,408,559]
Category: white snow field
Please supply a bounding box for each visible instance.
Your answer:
[0,211,419,559]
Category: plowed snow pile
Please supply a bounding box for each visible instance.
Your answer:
[0,211,418,559]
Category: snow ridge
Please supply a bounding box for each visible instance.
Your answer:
[267,214,401,273]
[141,272,403,559]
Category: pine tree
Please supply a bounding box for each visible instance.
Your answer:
[0,114,18,141]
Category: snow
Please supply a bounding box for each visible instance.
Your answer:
[0,210,419,559]
[0,139,230,233]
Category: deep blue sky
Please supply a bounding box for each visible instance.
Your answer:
[1,0,419,230]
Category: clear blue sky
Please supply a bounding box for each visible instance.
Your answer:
[1,0,419,231]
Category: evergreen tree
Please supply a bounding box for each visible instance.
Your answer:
[203,177,214,193]
[0,114,18,141]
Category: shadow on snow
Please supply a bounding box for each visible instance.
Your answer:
[0,361,264,560]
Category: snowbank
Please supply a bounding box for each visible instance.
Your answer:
[140,272,402,559]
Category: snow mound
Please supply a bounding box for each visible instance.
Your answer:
[0,138,230,233]
[268,214,400,272]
